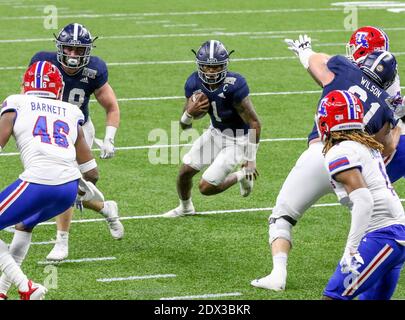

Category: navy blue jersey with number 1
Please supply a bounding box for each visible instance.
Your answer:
[185,71,250,135]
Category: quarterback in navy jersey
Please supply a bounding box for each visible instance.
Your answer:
[23,23,124,263]
[163,40,261,218]
[252,34,399,292]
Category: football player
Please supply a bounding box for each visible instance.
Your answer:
[162,40,261,217]
[317,90,405,300]
[0,61,98,300]
[251,34,400,291]
[27,23,124,261]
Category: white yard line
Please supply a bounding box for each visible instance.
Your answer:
[37,256,117,264]
[160,292,243,300]
[0,8,356,21]
[34,202,353,227]
[97,274,177,282]
[10,200,405,227]
[31,241,55,245]
[3,26,405,43]
[3,51,405,71]
[0,137,307,157]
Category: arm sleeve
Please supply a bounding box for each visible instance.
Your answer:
[346,188,373,252]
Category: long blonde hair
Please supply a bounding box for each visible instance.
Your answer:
[322,130,384,155]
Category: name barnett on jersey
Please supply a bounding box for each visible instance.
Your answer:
[361,76,383,98]
[30,100,67,117]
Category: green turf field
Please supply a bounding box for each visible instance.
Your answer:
[0,0,405,300]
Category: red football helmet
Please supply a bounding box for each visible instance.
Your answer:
[346,26,389,64]
[23,61,64,99]
[316,90,364,141]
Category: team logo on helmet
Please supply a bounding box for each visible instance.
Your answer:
[355,32,369,48]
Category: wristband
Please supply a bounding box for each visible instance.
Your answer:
[105,126,117,141]
[245,142,259,161]
[180,111,193,125]
[299,49,314,69]
[79,159,97,173]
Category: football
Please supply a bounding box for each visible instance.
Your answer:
[191,92,210,119]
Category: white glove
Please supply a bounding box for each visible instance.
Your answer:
[340,249,364,275]
[284,34,313,69]
[95,126,117,159]
[100,137,115,159]
[77,178,105,202]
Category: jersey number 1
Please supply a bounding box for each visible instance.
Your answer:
[33,116,70,148]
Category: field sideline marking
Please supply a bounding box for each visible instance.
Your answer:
[37,256,117,264]
[0,137,307,157]
[160,292,243,300]
[97,274,177,282]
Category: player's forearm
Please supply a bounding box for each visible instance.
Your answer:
[308,53,334,87]
[346,188,373,252]
[248,119,261,144]
[105,107,120,128]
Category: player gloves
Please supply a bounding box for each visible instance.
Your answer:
[340,248,364,275]
[285,34,314,69]
[100,126,117,159]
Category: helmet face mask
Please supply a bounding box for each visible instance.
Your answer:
[197,61,228,85]
[55,23,94,70]
[194,40,230,85]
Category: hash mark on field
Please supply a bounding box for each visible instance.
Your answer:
[160,292,243,300]
[97,274,176,282]
[37,256,117,264]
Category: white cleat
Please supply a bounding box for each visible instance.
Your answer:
[162,205,195,218]
[251,272,286,291]
[239,169,254,197]
[46,241,68,261]
[19,280,48,300]
[102,201,124,240]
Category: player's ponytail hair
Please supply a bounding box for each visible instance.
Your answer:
[323,130,384,155]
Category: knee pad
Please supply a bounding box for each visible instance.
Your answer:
[268,216,295,244]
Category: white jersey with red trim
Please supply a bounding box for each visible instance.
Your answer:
[325,140,405,233]
[1,94,84,185]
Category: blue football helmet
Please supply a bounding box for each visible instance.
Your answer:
[193,40,233,85]
[55,23,96,69]
[360,50,397,89]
